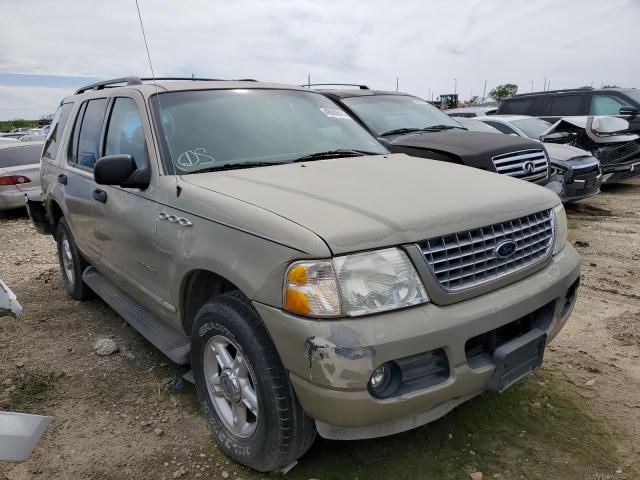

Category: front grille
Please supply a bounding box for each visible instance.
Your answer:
[492,149,548,182]
[595,141,640,165]
[572,161,600,180]
[420,209,554,292]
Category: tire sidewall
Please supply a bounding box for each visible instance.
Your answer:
[191,302,276,467]
[56,218,84,299]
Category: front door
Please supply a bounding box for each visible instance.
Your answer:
[92,94,165,317]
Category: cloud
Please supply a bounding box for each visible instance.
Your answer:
[0,0,639,118]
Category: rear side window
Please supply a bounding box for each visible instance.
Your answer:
[499,98,535,115]
[104,98,149,168]
[545,95,582,116]
[42,103,73,160]
[0,144,43,167]
[590,95,626,115]
[70,98,108,170]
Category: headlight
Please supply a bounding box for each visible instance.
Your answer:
[284,248,428,318]
[553,204,567,255]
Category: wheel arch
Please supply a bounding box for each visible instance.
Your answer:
[180,269,243,336]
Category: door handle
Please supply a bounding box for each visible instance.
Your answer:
[57,174,68,185]
[92,189,107,203]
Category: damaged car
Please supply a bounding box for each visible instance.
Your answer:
[30,77,580,472]
[475,115,602,202]
[540,116,640,183]
[311,85,552,184]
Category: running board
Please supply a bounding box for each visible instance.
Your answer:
[82,267,191,364]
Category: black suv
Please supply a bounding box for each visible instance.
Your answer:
[497,87,640,134]
[313,85,550,184]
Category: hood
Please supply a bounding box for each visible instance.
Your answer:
[182,154,560,254]
[544,143,594,163]
[386,129,544,165]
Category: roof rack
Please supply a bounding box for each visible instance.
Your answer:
[75,76,258,94]
[301,83,370,90]
[512,86,593,97]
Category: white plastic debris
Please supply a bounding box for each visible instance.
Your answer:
[0,279,22,318]
[0,411,52,461]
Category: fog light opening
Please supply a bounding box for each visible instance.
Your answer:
[368,362,400,399]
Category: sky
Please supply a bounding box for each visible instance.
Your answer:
[1,0,639,120]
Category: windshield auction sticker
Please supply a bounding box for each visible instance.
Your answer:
[319,107,351,119]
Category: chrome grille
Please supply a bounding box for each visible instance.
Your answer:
[420,209,554,292]
[492,149,548,182]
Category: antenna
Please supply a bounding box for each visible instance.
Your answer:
[135,0,181,196]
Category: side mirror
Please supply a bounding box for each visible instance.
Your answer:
[94,154,150,189]
[619,105,638,116]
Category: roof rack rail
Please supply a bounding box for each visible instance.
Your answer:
[75,77,143,94]
[301,83,369,90]
[75,76,259,94]
[512,86,593,97]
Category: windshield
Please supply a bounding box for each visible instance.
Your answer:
[511,118,553,139]
[150,89,387,174]
[623,90,640,105]
[341,95,462,135]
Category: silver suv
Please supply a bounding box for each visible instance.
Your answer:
[29,77,580,472]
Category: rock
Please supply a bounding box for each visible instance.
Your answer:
[2,378,12,387]
[221,471,229,479]
[470,472,483,480]
[585,379,596,386]
[94,338,119,356]
[15,360,24,368]
[172,467,187,478]
[589,262,597,267]
[154,428,164,436]
[574,240,590,248]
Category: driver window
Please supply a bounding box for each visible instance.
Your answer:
[105,98,149,168]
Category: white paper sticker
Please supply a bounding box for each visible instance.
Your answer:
[319,107,351,120]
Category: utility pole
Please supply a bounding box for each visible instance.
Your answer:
[543,77,547,91]
[454,78,457,95]
[482,80,487,103]
[530,80,534,92]
[396,77,399,92]
[307,73,311,88]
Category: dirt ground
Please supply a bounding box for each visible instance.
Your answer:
[1,180,639,480]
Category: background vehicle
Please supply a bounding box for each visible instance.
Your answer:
[474,115,602,201]
[314,85,551,184]
[0,142,43,211]
[31,77,579,473]
[497,87,640,134]
[446,106,498,117]
[0,137,20,146]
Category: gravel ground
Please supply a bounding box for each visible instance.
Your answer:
[1,180,639,480]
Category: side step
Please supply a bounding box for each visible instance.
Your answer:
[82,267,191,364]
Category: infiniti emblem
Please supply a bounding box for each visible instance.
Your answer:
[522,161,536,174]
[494,240,518,259]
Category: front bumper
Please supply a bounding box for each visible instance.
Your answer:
[602,159,640,183]
[254,245,580,440]
[546,170,601,202]
[0,188,41,211]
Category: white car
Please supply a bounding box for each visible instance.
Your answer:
[0,142,44,211]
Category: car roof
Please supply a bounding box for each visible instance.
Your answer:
[507,86,638,99]
[446,106,496,114]
[64,78,312,103]
[0,141,44,150]
[311,88,414,99]
[477,115,533,122]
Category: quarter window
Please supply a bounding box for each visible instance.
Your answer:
[104,98,148,168]
[71,98,108,170]
[590,95,626,115]
[500,98,535,115]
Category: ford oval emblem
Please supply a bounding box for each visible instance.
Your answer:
[495,240,518,259]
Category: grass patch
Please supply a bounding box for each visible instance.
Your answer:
[3,371,55,411]
[288,372,621,480]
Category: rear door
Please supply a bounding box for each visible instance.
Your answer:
[63,97,109,260]
[91,93,164,316]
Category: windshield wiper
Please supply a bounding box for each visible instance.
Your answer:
[380,127,424,137]
[292,149,380,163]
[422,124,466,131]
[184,161,278,173]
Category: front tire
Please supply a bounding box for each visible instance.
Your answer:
[56,217,92,300]
[191,292,316,472]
